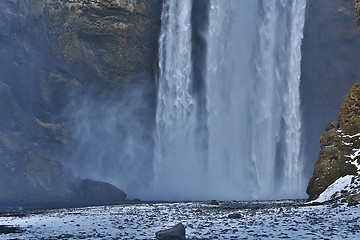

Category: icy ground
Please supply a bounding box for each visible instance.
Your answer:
[1,200,360,239]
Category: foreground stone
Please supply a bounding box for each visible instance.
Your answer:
[155,223,186,240]
[228,213,242,219]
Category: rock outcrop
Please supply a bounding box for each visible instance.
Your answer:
[155,223,186,240]
[45,0,162,88]
[0,0,162,204]
[307,83,360,202]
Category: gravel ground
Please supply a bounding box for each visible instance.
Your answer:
[0,200,359,239]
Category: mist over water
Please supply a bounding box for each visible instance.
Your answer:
[152,0,307,200]
[62,80,156,199]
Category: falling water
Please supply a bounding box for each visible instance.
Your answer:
[154,0,208,200]
[153,0,307,200]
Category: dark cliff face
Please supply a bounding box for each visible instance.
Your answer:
[1,0,162,117]
[46,0,162,89]
[0,0,162,203]
[301,0,360,181]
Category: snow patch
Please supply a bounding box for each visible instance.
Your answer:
[340,132,360,138]
[342,141,353,146]
[352,160,360,172]
[309,175,353,203]
[345,148,360,160]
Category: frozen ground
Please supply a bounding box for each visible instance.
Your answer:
[0,200,360,239]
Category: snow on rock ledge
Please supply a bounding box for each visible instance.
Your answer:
[309,175,353,203]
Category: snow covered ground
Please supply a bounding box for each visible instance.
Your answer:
[1,200,360,239]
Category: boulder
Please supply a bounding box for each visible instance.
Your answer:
[210,200,220,205]
[228,213,241,219]
[155,223,186,240]
[75,179,126,203]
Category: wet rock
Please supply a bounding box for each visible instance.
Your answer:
[155,223,186,240]
[75,179,126,202]
[251,206,260,211]
[347,197,359,207]
[210,200,220,205]
[228,213,241,219]
[0,225,24,234]
[59,234,75,238]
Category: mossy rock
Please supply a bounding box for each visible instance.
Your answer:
[307,83,360,201]
[46,0,162,89]
[339,83,360,134]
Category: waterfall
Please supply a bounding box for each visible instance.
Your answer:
[153,0,307,200]
[154,0,207,200]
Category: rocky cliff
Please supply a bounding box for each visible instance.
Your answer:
[0,0,162,204]
[306,0,360,203]
[307,84,360,202]
[300,0,360,180]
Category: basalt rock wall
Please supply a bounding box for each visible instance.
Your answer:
[0,0,162,204]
